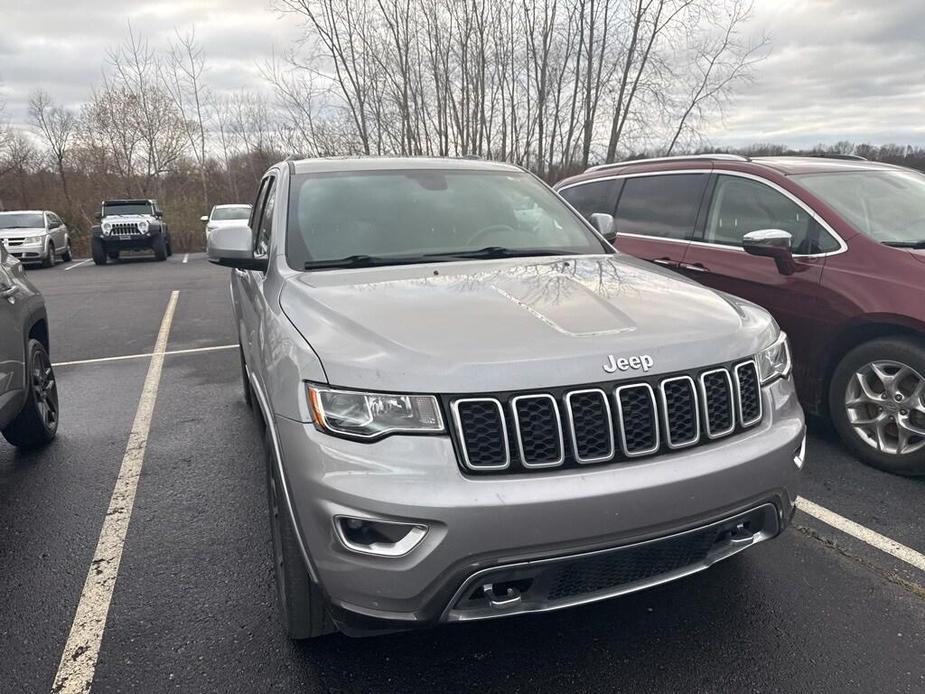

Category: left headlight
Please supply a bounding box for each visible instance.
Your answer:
[307,385,445,440]
[755,331,792,384]
[137,220,149,233]
[23,234,45,244]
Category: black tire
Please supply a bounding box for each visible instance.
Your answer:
[107,251,120,261]
[152,235,168,261]
[2,340,59,449]
[829,336,925,477]
[166,234,173,257]
[62,242,72,262]
[240,345,253,409]
[91,237,108,265]
[265,435,336,639]
[42,243,55,268]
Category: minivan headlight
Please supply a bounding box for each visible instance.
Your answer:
[23,234,45,244]
[307,385,445,440]
[756,332,792,384]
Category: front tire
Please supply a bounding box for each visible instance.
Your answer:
[152,235,168,261]
[265,435,336,639]
[62,241,72,262]
[91,237,108,265]
[42,243,55,268]
[829,337,925,476]
[2,340,59,449]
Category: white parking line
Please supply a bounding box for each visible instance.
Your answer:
[64,258,93,271]
[182,253,189,264]
[52,291,180,694]
[797,497,925,573]
[53,344,237,368]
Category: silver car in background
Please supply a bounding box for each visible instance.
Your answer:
[0,210,72,268]
[209,157,805,640]
[201,204,252,241]
[0,243,59,448]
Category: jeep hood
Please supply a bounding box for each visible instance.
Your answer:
[280,255,778,393]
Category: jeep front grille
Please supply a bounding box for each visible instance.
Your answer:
[110,223,140,237]
[449,360,762,473]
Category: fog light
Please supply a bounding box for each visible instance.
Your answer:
[334,515,428,557]
[793,429,807,468]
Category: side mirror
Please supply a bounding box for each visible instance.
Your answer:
[743,229,797,275]
[200,216,209,223]
[207,224,268,271]
[590,213,617,244]
[154,210,163,218]
[94,213,102,222]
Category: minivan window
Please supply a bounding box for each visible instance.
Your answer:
[794,170,925,246]
[705,175,839,254]
[614,174,708,240]
[212,206,251,221]
[559,180,617,221]
[286,170,610,269]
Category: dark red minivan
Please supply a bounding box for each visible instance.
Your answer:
[556,155,925,476]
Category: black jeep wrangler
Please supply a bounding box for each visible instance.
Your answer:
[91,199,173,264]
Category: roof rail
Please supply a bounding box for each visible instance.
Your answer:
[585,153,748,173]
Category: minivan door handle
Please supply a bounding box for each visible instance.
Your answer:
[680,262,709,273]
[652,257,676,267]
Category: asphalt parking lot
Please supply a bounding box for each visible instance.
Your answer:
[1,254,923,694]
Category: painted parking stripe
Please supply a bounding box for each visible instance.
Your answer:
[64,258,93,271]
[53,344,237,368]
[797,497,925,573]
[52,291,180,694]
[182,253,189,264]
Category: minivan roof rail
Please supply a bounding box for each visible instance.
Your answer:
[765,153,868,162]
[585,153,749,173]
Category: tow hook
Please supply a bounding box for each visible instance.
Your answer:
[728,522,756,547]
[483,582,522,609]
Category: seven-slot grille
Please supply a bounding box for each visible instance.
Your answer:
[450,360,763,473]
[109,222,142,237]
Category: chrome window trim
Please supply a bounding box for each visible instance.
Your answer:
[564,388,616,464]
[699,369,737,439]
[510,394,566,469]
[613,383,660,457]
[556,169,848,258]
[451,398,511,471]
[734,360,764,428]
[659,376,701,449]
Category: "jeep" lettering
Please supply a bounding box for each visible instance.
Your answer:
[603,354,654,374]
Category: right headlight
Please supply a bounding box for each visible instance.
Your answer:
[755,331,792,384]
[306,385,445,440]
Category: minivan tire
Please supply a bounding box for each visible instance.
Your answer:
[2,340,59,449]
[91,237,108,265]
[265,435,336,639]
[42,243,55,268]
[829,337,925,477]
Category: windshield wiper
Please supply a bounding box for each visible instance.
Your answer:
[882,240,925,249]
[304,254,428,270]
[420,246,582,261]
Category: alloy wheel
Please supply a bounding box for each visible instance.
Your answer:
[32,349,59,433]
[844,360,925,455]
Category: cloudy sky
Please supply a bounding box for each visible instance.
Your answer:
[1,0,924,148]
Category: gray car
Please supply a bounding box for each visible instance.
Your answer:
[0,243,59,448]
[208,157,805,639]
[0,210,72,267]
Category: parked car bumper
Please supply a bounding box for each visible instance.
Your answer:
[274,376,804,635]
[3,238,48,262]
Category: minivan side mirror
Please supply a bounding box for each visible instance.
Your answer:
[590,213,617,244]
[207,224,268,271]
[742,229,797,275]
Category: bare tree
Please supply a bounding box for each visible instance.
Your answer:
[28,89,78,206]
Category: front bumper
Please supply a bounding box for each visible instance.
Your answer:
[274,377,803,635]
[97,234,158,250]
[2,239,47,262]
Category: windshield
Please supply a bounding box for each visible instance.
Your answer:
[104,203,153,217]
[0,212,44,229]
[794,170,925,245]
[211,206,251,221]
[287,170,609,269]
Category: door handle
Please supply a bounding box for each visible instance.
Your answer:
[0,284,17,299]
[680,262,709,273]
[652,257,675,267]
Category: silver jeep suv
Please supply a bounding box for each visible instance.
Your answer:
[209,157,805,639]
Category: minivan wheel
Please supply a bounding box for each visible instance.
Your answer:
[2,340,59,448]
[830,337,925,476]
[62,241,72,262]
[265,436,336,639]
[42,243,55,268]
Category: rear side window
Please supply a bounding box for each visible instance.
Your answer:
[705,176,840,255]
[615,174,708,240]
[559,180,617,221]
